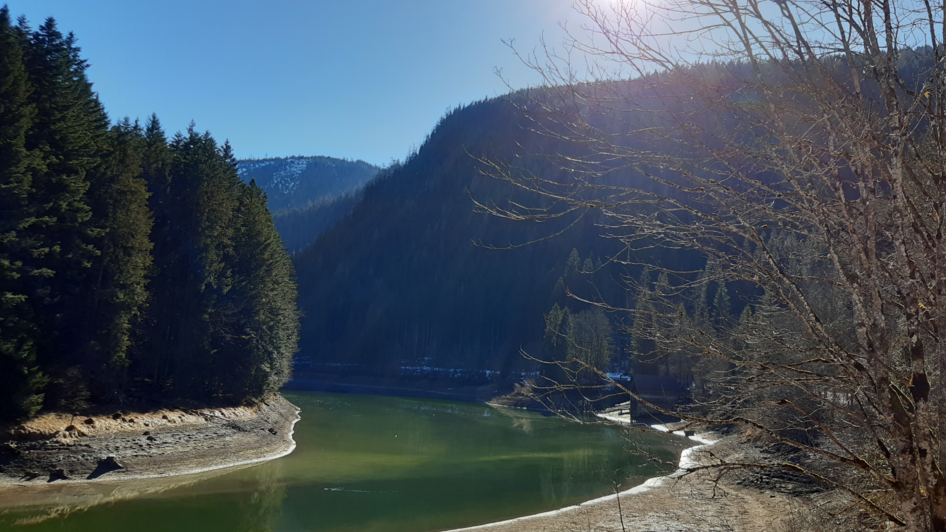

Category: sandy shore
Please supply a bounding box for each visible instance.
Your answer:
[0,394,300,508]
[445,414,804,532]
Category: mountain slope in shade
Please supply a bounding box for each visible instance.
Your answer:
[291,80,715,378]
[272,190,364,254]
[291,97,671,377]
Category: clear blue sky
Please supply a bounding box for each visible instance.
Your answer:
[12,0,580,166]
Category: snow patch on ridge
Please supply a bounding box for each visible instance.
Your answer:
[236,160,275,177]
[270,158,308,194]
[236,157,312,195]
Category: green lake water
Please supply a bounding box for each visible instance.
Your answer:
[0,391,683,532]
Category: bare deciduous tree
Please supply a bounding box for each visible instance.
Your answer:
[476,0,946,529]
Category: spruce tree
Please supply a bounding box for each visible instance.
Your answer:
[218,179,299,400]
[567,307,613,376]
[564,248,581,280]
[630,269,655,357]
[151,125,239,399]
[0,7,45,420]
[137,114,176,392]
[81,118,153,400]
[713,281,731,324]
[541,303,570,383]
[17,17,110,409]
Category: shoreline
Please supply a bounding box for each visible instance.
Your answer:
[444,413,719,532]
[444,410,798,532]
[0,394,300,506]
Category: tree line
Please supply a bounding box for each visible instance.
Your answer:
[0,10,299,422]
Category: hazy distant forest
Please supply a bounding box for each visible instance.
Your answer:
[0,10,299,422]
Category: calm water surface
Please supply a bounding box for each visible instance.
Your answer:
[0,391,682,532]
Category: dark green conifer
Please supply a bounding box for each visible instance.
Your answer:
[217,179,299,400]
[630,269,655,357]
[16,17,111,410]
[541,303,571,382]
[147,125,240,399]
[713,281,731,323]
[81,118,154,400]
[0,7,45,420]
[564,248,581,279]
[136,114,176,391]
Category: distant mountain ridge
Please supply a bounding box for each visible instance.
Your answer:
[236,155,381,252]
[236,156,379,213]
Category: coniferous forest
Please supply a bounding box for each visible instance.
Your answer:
[0,10,299,422]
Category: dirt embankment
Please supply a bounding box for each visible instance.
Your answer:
[0,394,299,494]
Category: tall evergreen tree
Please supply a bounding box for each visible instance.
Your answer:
[134,114,180,393]
[713,281,731,324]
[141,125,240,399]
[15,16,111,410]
[567,307,613,376]
[630,269,655,357]
[541,303,571,382]
[0,7,45,420]
[217,179,299,400]
[81,118,153,400]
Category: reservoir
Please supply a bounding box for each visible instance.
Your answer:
[0,391,683,532]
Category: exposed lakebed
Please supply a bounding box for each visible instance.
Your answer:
[0,391,684,532]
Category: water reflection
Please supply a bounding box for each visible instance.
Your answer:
[0,462,260,526]
[236,468,286,532]
[0,392,682,532]
[491,404,536,433]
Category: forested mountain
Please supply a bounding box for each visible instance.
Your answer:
[236,156,379,253]
[293,52,939,381]
[292,96,705,379]
[0,11,299,421]
[236,156,378,212]
[271,191,365,254]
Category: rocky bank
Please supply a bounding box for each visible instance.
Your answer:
[0,394,299,501]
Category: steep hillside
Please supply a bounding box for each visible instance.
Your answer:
[272,191,364,254]
[292,95,697,378]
